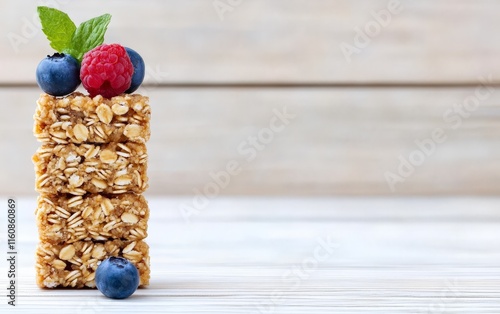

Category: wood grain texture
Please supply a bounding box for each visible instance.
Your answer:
[2,86,500,196]
[1,0,500,84]
[5,197,500,313]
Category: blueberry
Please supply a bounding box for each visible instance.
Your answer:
[125,47,145,93]
[95,257,139,299]
[36,53,81,96]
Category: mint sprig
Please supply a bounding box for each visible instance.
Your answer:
[66,14,111,62]
[37,7,76,52]
[37,7,111,63]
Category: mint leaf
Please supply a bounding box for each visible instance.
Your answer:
[37,6,76,52]
[67,14,111,62]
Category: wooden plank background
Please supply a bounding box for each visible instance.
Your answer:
[2,0,500,84]
[1,0,499,196]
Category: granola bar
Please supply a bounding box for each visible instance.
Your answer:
[36,239,150,288]
[34,92,151,144]
[36,193,149,244]
[33,142,148,195]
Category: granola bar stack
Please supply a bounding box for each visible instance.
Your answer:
[33,92,151,288]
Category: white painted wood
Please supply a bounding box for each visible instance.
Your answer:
[3,197,500,313]
[1,86,500,196]
[1,0,499,84]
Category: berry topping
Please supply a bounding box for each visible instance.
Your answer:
[36,53,81,96]
[125,47,146,94]
[80,44,134,98]
[95,257,139,299]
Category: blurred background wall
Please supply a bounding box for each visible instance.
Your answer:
[1,0,499,196]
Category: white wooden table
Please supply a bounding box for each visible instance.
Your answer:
[2,197,500,313]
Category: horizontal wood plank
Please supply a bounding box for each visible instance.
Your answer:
[1,86,500,196]
[1,0,500,84]
[5,197,500,313]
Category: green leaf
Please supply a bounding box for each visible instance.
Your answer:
[37,6,76,52]
[67,14,111,62]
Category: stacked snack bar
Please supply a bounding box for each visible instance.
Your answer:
[33,93,151,288]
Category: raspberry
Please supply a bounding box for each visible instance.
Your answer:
[80,44,134,98]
